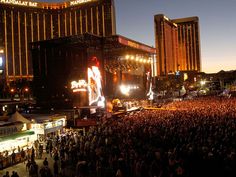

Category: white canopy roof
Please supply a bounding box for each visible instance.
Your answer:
[9,111,31,123]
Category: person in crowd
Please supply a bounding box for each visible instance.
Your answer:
[20,149,26,164]
[29,161,35,177]
[3,171,10,177]
[31,147,35,162]
[11,151,16,165]
[0,152,3,170]
[14,172,19,177]
[27,147,31,160]
[11,171,19,177]
[60,158,66,176]
[53,161,59,177]
[26,159,31,171]
[39,165,52,177]
[38,144,43,159]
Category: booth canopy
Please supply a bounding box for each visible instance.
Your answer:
[9,111,31,123]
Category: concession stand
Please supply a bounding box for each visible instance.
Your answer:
[0,112,35,169]
[27,114,67,143]
[0,112,66,169]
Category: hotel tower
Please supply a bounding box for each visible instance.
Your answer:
[154,14,201,76]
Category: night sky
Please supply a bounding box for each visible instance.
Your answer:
[42,0,236,73]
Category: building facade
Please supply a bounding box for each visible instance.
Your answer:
[0,0,116,82]
[154,14,201,76]
[154,15,178,76]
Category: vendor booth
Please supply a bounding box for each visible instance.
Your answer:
[0,112,36,169]
[28,114,66,143]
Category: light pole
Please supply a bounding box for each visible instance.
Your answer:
[22,87,29,101]
[10,88,15,100]
[17,87,30,101]
[0,48,4,74]
[0,48,6,98]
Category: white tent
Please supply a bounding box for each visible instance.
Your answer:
[9,111,31,123]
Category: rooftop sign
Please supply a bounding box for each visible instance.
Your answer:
[0,0,96,8]
[0,0,38,7]
[118,36,156,54]
[69,0,94,6]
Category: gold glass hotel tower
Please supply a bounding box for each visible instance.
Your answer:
[0,0,116,82]
[154,14,201,76]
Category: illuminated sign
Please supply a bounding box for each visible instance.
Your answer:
[31,123,44,130]
[70,0,94,6]
[71,80,87,92]
[118,37,156,54]
[0,0,38,7]
[128,41,139,49]
[44,121,61,129]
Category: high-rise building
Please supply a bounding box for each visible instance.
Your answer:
[0,0,116,82]
[172,17,201,73]
[154,14,178,76]
[154,14,201,76]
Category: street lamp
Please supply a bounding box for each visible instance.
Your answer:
[10,88,15,100]
[24,88,29,92]
[10,88,15,93]
[22,87,30,100]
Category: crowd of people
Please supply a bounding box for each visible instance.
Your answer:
[2,96,236,177]
[41,96,236,177]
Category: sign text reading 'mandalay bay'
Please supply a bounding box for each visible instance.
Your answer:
[0,0,37,7]
[70,0,95,6]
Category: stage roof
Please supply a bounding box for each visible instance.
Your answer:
[104,35,156,54]
[31,33,156,55]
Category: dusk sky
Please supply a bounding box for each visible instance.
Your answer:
[43,0,236,73]
[115,0,236,73]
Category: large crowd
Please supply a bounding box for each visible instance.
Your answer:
[2,96,236,177]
